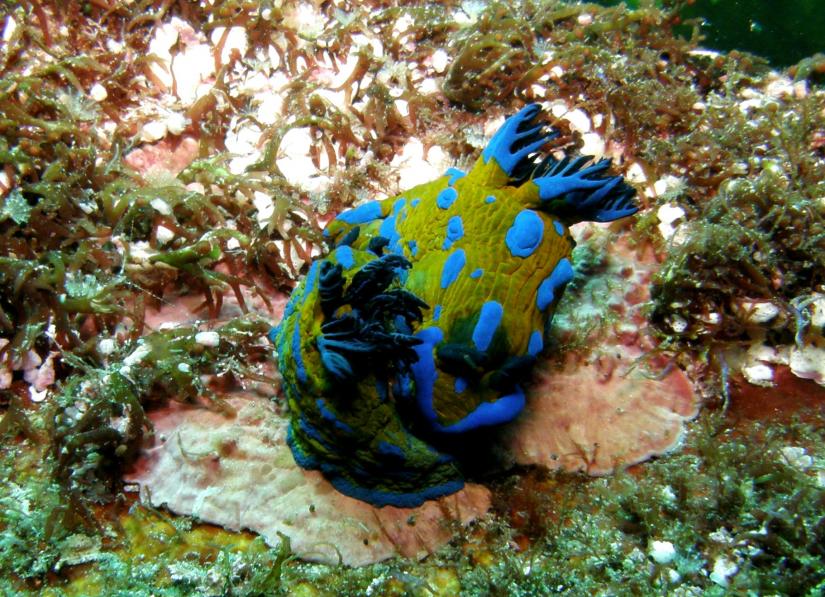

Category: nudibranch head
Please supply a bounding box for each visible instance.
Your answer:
[271,104,637,507]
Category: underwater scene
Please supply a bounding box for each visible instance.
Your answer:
[0,0,823,595]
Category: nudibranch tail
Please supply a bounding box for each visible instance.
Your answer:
[271,103,638,507]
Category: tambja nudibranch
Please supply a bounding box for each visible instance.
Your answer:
[270,104,637,507]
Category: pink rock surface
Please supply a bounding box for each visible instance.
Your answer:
[124,136,199,177]
[509,354,697,474]
[507,226,700,474]
[125,395,491,566]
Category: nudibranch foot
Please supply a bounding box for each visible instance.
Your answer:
[272,103,638,507]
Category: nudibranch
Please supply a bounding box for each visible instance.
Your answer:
[270,104,637,507]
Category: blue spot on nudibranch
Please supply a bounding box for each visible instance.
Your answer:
[334,246,354,269]
[454,377,467,393]
[335,200,382,225]
[443,215,464,249]
[393,198,406,214]
[472,301,504,352]
[470,268,483,279]
[553,221,565,236]
[407,239,418,256]
[528,330,543,356]
[433,304,442,321]
[505,210,544,258]
[445,167,466,186]
[436,187,458,210]
[536,258,575,311]
[484,195,496,204]
[440,249,466,289]
[411,198,421,207]
[379,215,403,254]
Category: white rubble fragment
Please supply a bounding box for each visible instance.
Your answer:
[210,26,248,65]
[150,197,173,216]
[128,241,159,262]
[625,162,647,184]
[734,298,780,324]
[147,19,181,88]
[418,77,439,95]
[390,138,449,191]
[669,314,688,333]
[709,556,738,587]
[98,338,117,356]
[30,387,48,403]
[742,362,774,387]
[656,203,685,240]
[652,175,683,197]
[283,3,325,39]
[194,331,220,347]
[548,99,569,118]
[253,191,275,229]
[564,108,591,133]
[156,225,176,245]
[789,344,825,386]
[140,120,170,143]
[276,128,331,193]
[123,343,152,368]
[809,293,825,327]
[780,446,814,471]
[649,540,677,565]
[171,43,214,104]
[3,15,17,42]
[579,132,605,158]
[89,83,108,102]
[431,49,449,74]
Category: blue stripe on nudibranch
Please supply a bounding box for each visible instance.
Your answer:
[334,246,354,269]
[411,198,421,207]
[528,330,543,356]
[470,268,483,279]
[505,210,544,258]
[436,187,458,209]
[537,258,575,311]
[455,377,467,393]
[440,249,466,289]
[553,220,565,236]
[378,440,406,459]
[443,215,464,249]
[335,200,382,224]
[433,304,442,321]
[316,398,355,434]
[472,301,504,352]
[412,326,523,432]
[407,239,418,256]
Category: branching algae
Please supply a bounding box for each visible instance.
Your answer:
[271,104,637,507]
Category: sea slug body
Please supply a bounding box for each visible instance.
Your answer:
[271,103,637,507]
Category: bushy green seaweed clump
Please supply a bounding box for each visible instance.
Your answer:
[455,413,825,596]
[647,90,825,352]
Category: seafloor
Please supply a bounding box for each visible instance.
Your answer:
[1,1,824,595]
